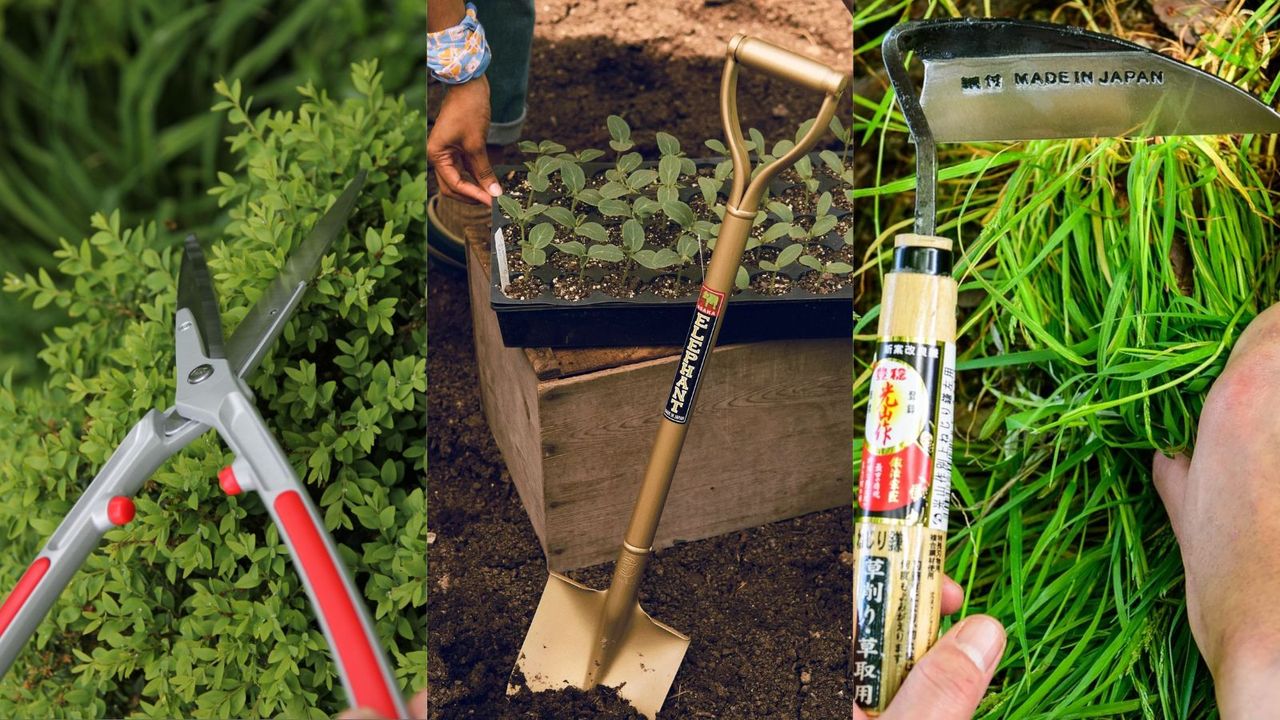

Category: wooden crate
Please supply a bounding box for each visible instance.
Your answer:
[466,237,850,571]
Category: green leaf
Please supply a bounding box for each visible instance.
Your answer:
[587,244,625,262]
[656,132,680,156]
[606,114,631,143]
[662,200,695,228]
[554,240,586,257]
[622,220,645,251]
[575,222,608,243]
[542,206,577,228]
[810,214,838,237]
[597,199,631,217]
[776,243,804,268]
[529,223,556,247]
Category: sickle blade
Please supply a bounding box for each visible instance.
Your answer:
[177,235,227,359]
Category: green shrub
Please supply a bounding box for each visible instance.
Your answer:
[0,0,425,385]
[0,59,426,718]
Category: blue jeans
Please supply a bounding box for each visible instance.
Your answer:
[474,0,534,145]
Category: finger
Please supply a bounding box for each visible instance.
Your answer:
[464,140,502,201]
[883,615,1005,720]
[430,152,494,206]
[409,688,428,719]
[941,575,964,616]
[1151,451,1191,533]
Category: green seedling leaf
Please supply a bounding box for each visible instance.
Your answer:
[817,191,833,217]
[497,195,522,220]
[772,139,795,157]
[676,234,700,260]
[599,182,630,200]
[658,156,681,186]
[810,214,838,237]
[543,206,578,228]
[528,223,555,248]
[799,255,823,272]
[825,262,852,274]
[705,138,728,155]
[578,149,605,163]
[656,132,681,156]
[597,199,631,217]
[528,171,550,193]
[662,200,695,228]
[776,242,804,269]
[763,222,794,243]
[560,163,586,194]
[735,266,750,290]
[587,244,625,262]
[622,220,645,251]
[607,114,631,143]
[518,140,539,153]
[767,201,794,224]
[618,152,643,174]
[524,247,547,266]
[820,150,844,175]
[698,177,720,206]
[555,240,586,257]
[628,169,658,190]
[631,197,660,219]
[575,222,608,243]
[539,140,567,155]
[634,247,681,270]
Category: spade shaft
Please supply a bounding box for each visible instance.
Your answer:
[513,34,849,720]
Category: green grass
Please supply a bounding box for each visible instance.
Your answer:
[0,0,425,385]
[854,2,1280,717]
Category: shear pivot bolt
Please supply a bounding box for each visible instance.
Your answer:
[106,497,135,526]
[218,466,242,495]
[187,364,214,384]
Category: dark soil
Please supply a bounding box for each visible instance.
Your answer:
[552,274,592,301]
[429,2,851,715]
[798,270,848,295]
[503,274,544,300]
[751,273,794,296]
[648,274,697,299]
[599,270,641,298]
[428,260,850,719]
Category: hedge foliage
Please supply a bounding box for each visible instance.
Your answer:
[0,60,426,718]
[0,0,425,384]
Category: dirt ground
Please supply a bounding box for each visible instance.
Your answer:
[428,1,853,718]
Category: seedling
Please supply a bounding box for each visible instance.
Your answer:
[521,222,555,267]
[757,242,803,294]
[654,132,697,203]
[798,254,852,278]
[498,194,549,245]
[553,239,624,285]
[541,205,610,246]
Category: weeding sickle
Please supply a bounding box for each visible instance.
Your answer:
[512,35,849,720]
[858,19,1280,714]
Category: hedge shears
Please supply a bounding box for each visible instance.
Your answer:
[0,171,409,718]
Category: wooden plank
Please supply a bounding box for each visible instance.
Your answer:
[467,241,548,546]
[540,337,850,570]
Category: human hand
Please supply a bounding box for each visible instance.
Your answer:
[337,688,427,720]
[854,576,1006,720]
[1153,302,1280,717]
[428,75,501,206]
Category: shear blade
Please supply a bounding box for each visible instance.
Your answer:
[177,235,227,359]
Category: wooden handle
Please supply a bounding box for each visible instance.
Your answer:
[854,234,958,713]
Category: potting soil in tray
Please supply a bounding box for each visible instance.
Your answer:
[490,160,853,348]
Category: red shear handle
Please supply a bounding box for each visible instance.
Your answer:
[274,491,399,717]
[0,559,51,638]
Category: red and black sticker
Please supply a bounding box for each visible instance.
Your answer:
[663,286,725,424]
[858,339,954,529]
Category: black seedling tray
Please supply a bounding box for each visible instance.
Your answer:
[489,160,852,348]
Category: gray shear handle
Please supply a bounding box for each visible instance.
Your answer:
[0,411,201,677]
[211,393,408,719]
